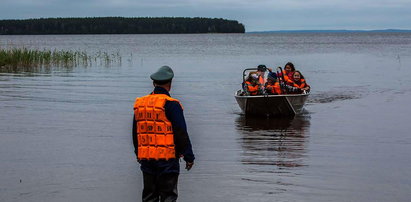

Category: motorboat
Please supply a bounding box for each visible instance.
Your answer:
[234,67,310,117]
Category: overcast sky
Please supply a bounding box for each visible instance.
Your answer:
[1,0,410,31]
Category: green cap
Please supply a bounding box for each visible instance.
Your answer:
[150,65,174,82]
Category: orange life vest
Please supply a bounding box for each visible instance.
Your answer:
[245,81,259,95]
[133,93,182,160]
[293,79,308,89]
[282,70,294,85]
[258,75,265,86]
[266,82,282,95]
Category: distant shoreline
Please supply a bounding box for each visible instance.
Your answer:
[0,17,245,35]
[247,29,411,33]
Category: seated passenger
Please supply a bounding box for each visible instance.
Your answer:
[265,72,282,95]
[244,72,261,95]
[257,64,268,85]
[283,62,296,85]
[290,71,310,93]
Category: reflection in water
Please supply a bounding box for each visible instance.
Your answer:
[235,115,310,169]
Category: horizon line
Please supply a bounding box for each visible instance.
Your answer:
[247,29,411,33]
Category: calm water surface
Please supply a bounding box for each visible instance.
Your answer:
[1,33,411,202]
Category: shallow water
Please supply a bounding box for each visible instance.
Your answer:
[1,33,411,202]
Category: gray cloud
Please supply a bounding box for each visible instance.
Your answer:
[1,0,410,31]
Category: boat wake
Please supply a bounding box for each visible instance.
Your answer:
[307,91,361,104]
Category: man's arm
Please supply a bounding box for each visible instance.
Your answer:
[132,114,138,159]
[165,101,195,163]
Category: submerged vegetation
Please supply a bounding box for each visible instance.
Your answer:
[0,48,122,72]
[0,17,245,35]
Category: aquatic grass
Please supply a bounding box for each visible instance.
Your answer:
[0,47,122,73]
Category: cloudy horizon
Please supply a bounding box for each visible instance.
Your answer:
[1,0,410,32]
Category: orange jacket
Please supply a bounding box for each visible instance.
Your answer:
[245,81,260,95]
[133,94,182,160]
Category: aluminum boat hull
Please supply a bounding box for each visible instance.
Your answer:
[234,90,309,117]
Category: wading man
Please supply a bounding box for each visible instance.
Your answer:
[133,65,195,202]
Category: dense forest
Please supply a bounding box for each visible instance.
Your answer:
[0,17,245,34]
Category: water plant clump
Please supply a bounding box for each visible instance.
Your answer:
[0,47,122,72]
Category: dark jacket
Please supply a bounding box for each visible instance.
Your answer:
[133,86,195,174]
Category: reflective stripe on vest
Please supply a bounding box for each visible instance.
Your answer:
[133,94,182,160]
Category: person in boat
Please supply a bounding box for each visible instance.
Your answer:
[256,64,274,86]
[244,72,262,95]
[132,66,195,202]
[282,62,296,85]
[256,64,267,85]
[265,72,282,95]
[257,64,276,93]
[289,70,310,93]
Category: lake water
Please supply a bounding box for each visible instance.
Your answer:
[1,33,411,202]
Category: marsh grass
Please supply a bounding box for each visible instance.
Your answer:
[0,47,122,73]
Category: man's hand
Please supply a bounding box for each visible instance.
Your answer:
[185,161,194,171]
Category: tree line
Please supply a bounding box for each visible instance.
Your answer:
[0,17,245,35]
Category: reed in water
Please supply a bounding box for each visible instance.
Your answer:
[0,47,121,72]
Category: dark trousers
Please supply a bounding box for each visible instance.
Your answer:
[142,172,179,202]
